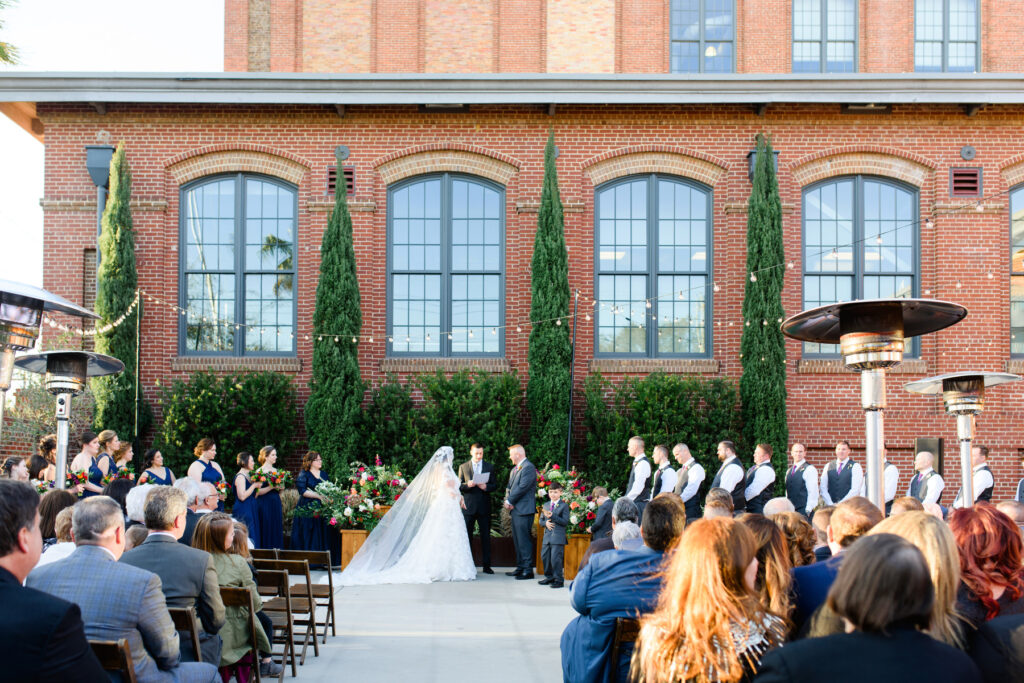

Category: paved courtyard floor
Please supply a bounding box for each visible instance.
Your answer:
[298,568,577,683]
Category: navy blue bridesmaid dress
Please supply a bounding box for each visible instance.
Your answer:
[256,471,284,549]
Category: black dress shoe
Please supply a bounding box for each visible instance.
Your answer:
[538,577,554,585]
[481,567,494,575]
[515,572,536,580]
[505,570,522,577]
[550,581,564,588]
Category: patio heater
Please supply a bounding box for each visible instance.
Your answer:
[782,299,967,512]
[14,351,124,489]
[0,279,98,449]
[905,372,1021,508]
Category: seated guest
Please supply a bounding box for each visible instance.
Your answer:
[36,507,76,567]
[28,496,218,683]
[891,495,925,516]
[703,486,735,520]
[810,505,835,562]
[632,517,785,683]
[588,487,613,540]
[196,482,219,514]
[191,513,281,678]
[968,614,1024,683]
[755,534,982,683]
[763,497,796,517]
[38,488,77,551]
[0,480,106,682]
[996,500,1024,536]
[125,524,149,551]
[102,477,135,518]
[773,511,817,568]
[120,486,226,667]
[561,495,686,683]
[740,513,793,622]
[125,483,157,528]
[610,520,642,551]
[174,478,203,546]
[791,497,882,634]
[950,503,1024,629]
[577,497,638,572]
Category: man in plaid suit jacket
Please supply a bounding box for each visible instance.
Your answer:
[28,496,218,683]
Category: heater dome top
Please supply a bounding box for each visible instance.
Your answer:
[0,279,99,320]
[781,298,967,344]
[904,371,1022,395]
[14,350,124,377]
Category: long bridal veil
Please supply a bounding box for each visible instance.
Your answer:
[339,446,460,582]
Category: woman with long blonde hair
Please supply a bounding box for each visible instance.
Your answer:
[631,517,785,683]
[739,513,793,622]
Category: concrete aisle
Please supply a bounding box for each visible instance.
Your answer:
[297,570,577,683]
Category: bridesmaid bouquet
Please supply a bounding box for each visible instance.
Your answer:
[34,480,54,495]
[102,466,136,486]
[268,469,294,489]
[66,470,89,496]
[215,479,230,496]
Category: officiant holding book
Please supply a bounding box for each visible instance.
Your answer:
[459,443,496,574]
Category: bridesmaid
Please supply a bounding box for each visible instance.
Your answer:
[255,445,284,549]
[96,430,120,475]
[70,431,105,498]
[233,452,262,547]
[37,434,57,482]
[187,438,226,511]
[291,451,336,565]
[137,449,176,486]
[113,441,134,474]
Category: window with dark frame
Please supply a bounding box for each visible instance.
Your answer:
[179,174,297,356]
[792,0,857,73]
[1010,187,1024,355]
[802,176,918,356]
[594,175,712,358]
[669,0,735,73]
[387,173,504,357]
[915,0,979,73]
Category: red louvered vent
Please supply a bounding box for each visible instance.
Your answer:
[327,166,355,196]
[950,167,981,197]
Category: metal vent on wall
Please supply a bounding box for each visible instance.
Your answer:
[950,168,981,197]
[327,166,355,196]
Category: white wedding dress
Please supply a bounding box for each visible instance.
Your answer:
[338,446,477,585]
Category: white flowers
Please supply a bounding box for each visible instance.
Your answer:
[357,504,366,512]
[398,479,407,487]
[570,515,578,525]
[537,488,547,498]
[343,507,353,517]
[587,501,596,510]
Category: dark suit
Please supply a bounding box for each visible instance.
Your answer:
[790,553,843,636]
[27,545,218,683]
[541,498,570,582]
[0,566,106,683]
[120,533,226,667]
[560,546,665,683]
[968,613,1024,683]
[179,509,200,547]
[458,458,495,569]
[505,458,538,574]
[754,628,982,683]
[590,498,613,540]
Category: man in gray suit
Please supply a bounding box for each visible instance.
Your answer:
[120,486,226,667]
[28,496,218,683]
[503,443,538,579]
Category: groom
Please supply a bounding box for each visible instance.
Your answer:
[458,443,495,574]
[504,444,537,580]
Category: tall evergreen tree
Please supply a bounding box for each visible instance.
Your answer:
[740,134,788,489]
[305,156,364,477]
[526,131,573,464]
[93,142,150,442]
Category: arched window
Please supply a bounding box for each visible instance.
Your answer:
[594,174,712,357]
[387,174,504,356]
[179,174,296,355]
[1010,186,1024,355]
[802,176,918,354]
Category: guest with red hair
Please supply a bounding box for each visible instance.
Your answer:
[950,502,1024,628]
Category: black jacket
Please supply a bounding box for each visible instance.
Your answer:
[590,499,613,540]
[968,613,1024,683]
[458,459,495,516]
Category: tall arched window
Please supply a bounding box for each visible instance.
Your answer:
[387,173,504,356]
[594,174,712,357]
[179,174,297,355]
[802,176,918,354]
[1010,186,1024,355]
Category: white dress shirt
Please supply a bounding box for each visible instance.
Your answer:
[655,464,677,495]
[883,461,899,503]
[718,456,744,493]
[677,460,705,503]
[820,458,864,506]
[953,465,995,508]
[908,468,944,505]
[625,454,652,501]
[788,461,819,514]
[744,464,776,501]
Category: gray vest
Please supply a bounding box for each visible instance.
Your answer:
[745,463,774,514]
[674,461,701,518]
[1017,477,1024,503]
[786,462,810,512]
[627,456,653,504]
[910,470,936,502]
[826,459,855,502]
[711,458,746,512]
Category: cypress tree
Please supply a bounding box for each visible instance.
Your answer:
[93,142,150,442]
[740,134,788,488]
[526,131,573,464]
[304,156,364,477]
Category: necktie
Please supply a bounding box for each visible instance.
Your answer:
[789,465,797,476]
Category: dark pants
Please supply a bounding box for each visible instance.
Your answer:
[511,512,534,573]
[542,542,564,582]
[180,630,222,668]
[256,610,274,656]
[464,507,492,568]
[635,500,648,523]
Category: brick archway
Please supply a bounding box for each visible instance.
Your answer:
[582,148,729,188]
[375,147,519,187]
[165,146,310,186]
[790,149,936,188]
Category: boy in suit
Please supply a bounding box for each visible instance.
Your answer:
[539,481,570,588]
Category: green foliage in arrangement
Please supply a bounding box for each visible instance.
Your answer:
[582,372,745,496]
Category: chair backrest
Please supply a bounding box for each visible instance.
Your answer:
[608,618,641,683]
[255,568,292,611]
[250,548,278,561]
[90,639,138,683]
[276,548,330,568]
[167,606,202,662]
[253,558,313,611]
[220,586,261,682]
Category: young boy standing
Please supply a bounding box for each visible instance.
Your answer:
[539,481,569,588]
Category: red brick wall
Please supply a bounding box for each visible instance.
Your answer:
[497,0,546,72]
[224,0,250,71]
[36,102,1024,501]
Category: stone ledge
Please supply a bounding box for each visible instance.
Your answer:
[171,356,302,373]
[723,202,796,214]
[515,200,586,214]
[380,357,511,374]
[40,197,168,212]
[798,358,928,374]
[1006,358,1024,374]
[588,358,719,374]
[306,198,377,213]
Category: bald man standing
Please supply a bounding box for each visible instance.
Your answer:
[908,451,944,505]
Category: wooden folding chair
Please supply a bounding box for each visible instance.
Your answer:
[251,548,278,561]
[89,639,137,683]
[276,549,336,642]
[220,586,263,683]
[167,606,202,663]
[255,568,297,677]
[607,617,641,683]
[253,558,319,663]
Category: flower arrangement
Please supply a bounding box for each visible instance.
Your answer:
[293,480,383,531]
[102,466,136,486]
[66,470,89,496]
[254,468,294,490]
[215,479,230,497]
[34,479,54,495]
[347,455,408,505]
[536,463,618,536]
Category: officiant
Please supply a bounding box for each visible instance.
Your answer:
[459,443,496,574]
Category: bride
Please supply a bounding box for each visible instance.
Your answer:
[338,446,477,585]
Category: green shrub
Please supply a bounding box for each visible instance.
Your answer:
[357,375,421,477]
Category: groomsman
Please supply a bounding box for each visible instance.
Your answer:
[744,443,776,515]
[650,445,677,497]
[624,436,653,520]
[504,444,537,580]
[710,440,746,513]
[820,441,864,506]
[883,448,900,515]
[459,443,495,574]
[672,443,705,521]
[953,445,995,509]
[785,443,818,518]
[908,451,944,504]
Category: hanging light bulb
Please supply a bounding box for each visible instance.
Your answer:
[405,335,411,342]
[987,271,994,279]
[318,335,323,341]
[369,336,374,342]
[645,300,652,308]
[491,327,497,335]
[956,280,963,289]
[713,282,721,292]
[750,273,757,282]
[924,289,931,295]
[447,333,453,340]
[875,234,883,244]
[351,336,357,343]
[469,329,474,337]
[334,336,339,342]
[976,202,984,212]
[516,325,522,333]
[584,313,591,321]
[786,262,794,270]
[556,319,562,326]
[925,218,934,229]
[425,333,431,341]
[388,336,394,343]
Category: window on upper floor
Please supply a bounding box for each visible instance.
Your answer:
[387,173,504,357]
[1010,187,1024,355]
[595,175,712,357]
[915,0,978,72]
[670,0,735,73]
[792,0,856,73]
[802,177,919,355]
[179,174,297,356]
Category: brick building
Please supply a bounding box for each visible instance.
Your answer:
[3,0,1024,501]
